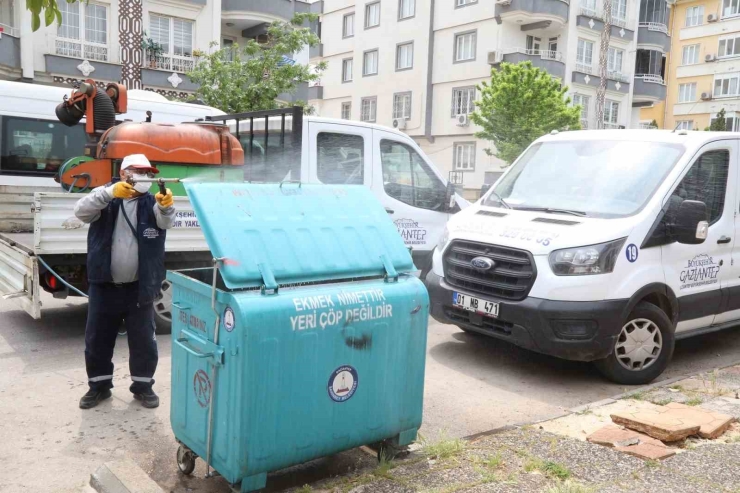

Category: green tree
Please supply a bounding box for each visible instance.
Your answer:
[187,14,326,115]
[471,61,581,165]
[650,119,659,129]
[26,0,65,32]
[708,108,727,131]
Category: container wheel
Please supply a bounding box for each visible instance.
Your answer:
[177,444,197,475]
[153,280,173,335]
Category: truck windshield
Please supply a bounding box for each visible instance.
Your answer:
[483,140,685,218]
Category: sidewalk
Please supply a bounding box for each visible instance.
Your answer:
[288,365,740,493]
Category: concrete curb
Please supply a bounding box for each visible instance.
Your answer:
[90,458,165,493]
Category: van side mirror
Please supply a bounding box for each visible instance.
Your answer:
[673,200,709,244]
[445,182,456,212]
[480,184,492,196]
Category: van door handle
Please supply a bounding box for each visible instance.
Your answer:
[718,236,732,244]
[385,207,394,214]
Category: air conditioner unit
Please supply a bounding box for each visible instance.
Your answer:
[708,13,719,22]
[705,54,717,62]
[701,92,712,100]
[456,114,470,127]
[487,51,498,65]
[392,118,407,130]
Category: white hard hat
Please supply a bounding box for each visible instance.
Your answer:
[121,154,159,173]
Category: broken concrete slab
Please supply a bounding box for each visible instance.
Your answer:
[700,396,740,420]
[611,404,701,442]
[90,458,165,493]
[663,402,735,439]
[615,442,677,461]
[586,424,666,448]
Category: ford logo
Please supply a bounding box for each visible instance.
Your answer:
[470,257,495,272]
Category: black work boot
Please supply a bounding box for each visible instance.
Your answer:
[79,389,112,409]
[133,389,160,408]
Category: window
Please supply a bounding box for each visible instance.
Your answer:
[577,39,594,69]
[640,0,668,24]
[0,0,14,28]
[343,13,355,37]
[56,2,108,61]
[604,100,619,126]
[222,38,235,61]
[711,113,739,131]
[678,83,697,103]
[572,94,590,128]
[363,49,378,76]
[613,0,628,25]
[582,0,597,15]
[453,142,476,171]
[451,87,476,116]
[607,47,624,73]
[341,102,352,120]
[0,116,87,176]
[724,0,740,18]
[675,120,694,130]
[682,44,700,65]
[342,58,353,82]
[456,0,478,6]
[393,92,412,119]
[317,133,364,185]
[361,97,377,122]
[454,31,476,62]
[714,74,740,97]
[380,140,446,211]
[685,5,704,26]
[720,36,740,57]
[149,15,194,72]
[396,42,413,70]
[671,150,729,224]
[365,2,380,28]
[399,0,415,19]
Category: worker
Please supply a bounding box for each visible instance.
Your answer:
[73,154,175,409]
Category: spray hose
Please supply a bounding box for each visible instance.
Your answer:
[37,256,88,298]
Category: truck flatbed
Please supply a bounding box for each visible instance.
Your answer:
[0,233,34,255]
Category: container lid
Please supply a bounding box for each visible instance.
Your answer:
[184,182,415,290]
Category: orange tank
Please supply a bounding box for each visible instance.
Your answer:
[98,122,244,166]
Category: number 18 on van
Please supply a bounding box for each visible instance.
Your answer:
[453,292,499,317]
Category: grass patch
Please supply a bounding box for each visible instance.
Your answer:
[645,459,661,469]
[524,458,571,480]
[486,453,503,470]
[420,433,465,460]
[625,391,647,401]
[686,397,703,406]
[544,480,594,493]
[298,486,313,493]
[575,406,593,416]
[652,398,673,406]
[372,451,395,479]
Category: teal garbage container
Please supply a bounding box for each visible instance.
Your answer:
[169,183,429,492]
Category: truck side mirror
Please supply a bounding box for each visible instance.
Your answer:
[480,184,491,196]
[445,182,456,212]
[673,200,709,244]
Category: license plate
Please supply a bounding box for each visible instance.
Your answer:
[453,292,499,318]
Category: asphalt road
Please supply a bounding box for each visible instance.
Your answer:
[2,293,740,492]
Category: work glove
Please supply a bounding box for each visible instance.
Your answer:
[107,181,136,199]
[156,189,174,209]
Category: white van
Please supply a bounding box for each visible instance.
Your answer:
[427,129,737,384]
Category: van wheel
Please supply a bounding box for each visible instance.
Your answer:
[594,302,674,385]
[153,280,173,335]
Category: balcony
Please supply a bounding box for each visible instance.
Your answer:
[637,22,671,52]
[571,65,630,93]
[55,38,109,62]
[144,53,195,73]
[633,74,667,102]
[493,48,566,78]
[0,25,20,75]
[494,0,570,29]
[221,0,296,20]
[309,43,323,60]
[308,85,323,100]
[576,4,635,40]
[603,122,623,129]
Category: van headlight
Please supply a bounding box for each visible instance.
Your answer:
[549,238,626,276]
[437,226,450,252]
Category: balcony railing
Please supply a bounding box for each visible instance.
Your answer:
[503,48,565,62]
[639,123,658,129]
[639,22,668,34]
[636,73,665,84]
[55,38,109,62]
[575,62,594,74]
[607,70,630,83]
[144,53,195,73]
[580,118,589,129]
[603,122,622,129]
[579,5,629,27]
[0,22,19,37]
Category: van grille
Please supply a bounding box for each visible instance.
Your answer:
[443,240,536,301]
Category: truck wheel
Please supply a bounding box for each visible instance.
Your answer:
[153,280,173,335]
[594,301,674,385]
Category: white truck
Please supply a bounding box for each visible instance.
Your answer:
[427,128,740,384]
[0,82,465,332]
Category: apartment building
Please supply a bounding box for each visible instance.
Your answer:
[655,0,740,131]
[0,0,316,99]
[309,0,672,197]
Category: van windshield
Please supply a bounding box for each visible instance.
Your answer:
[483,140,685,218]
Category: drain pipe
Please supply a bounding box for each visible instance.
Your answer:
[424,0,436,143]
[662,0,678,128]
